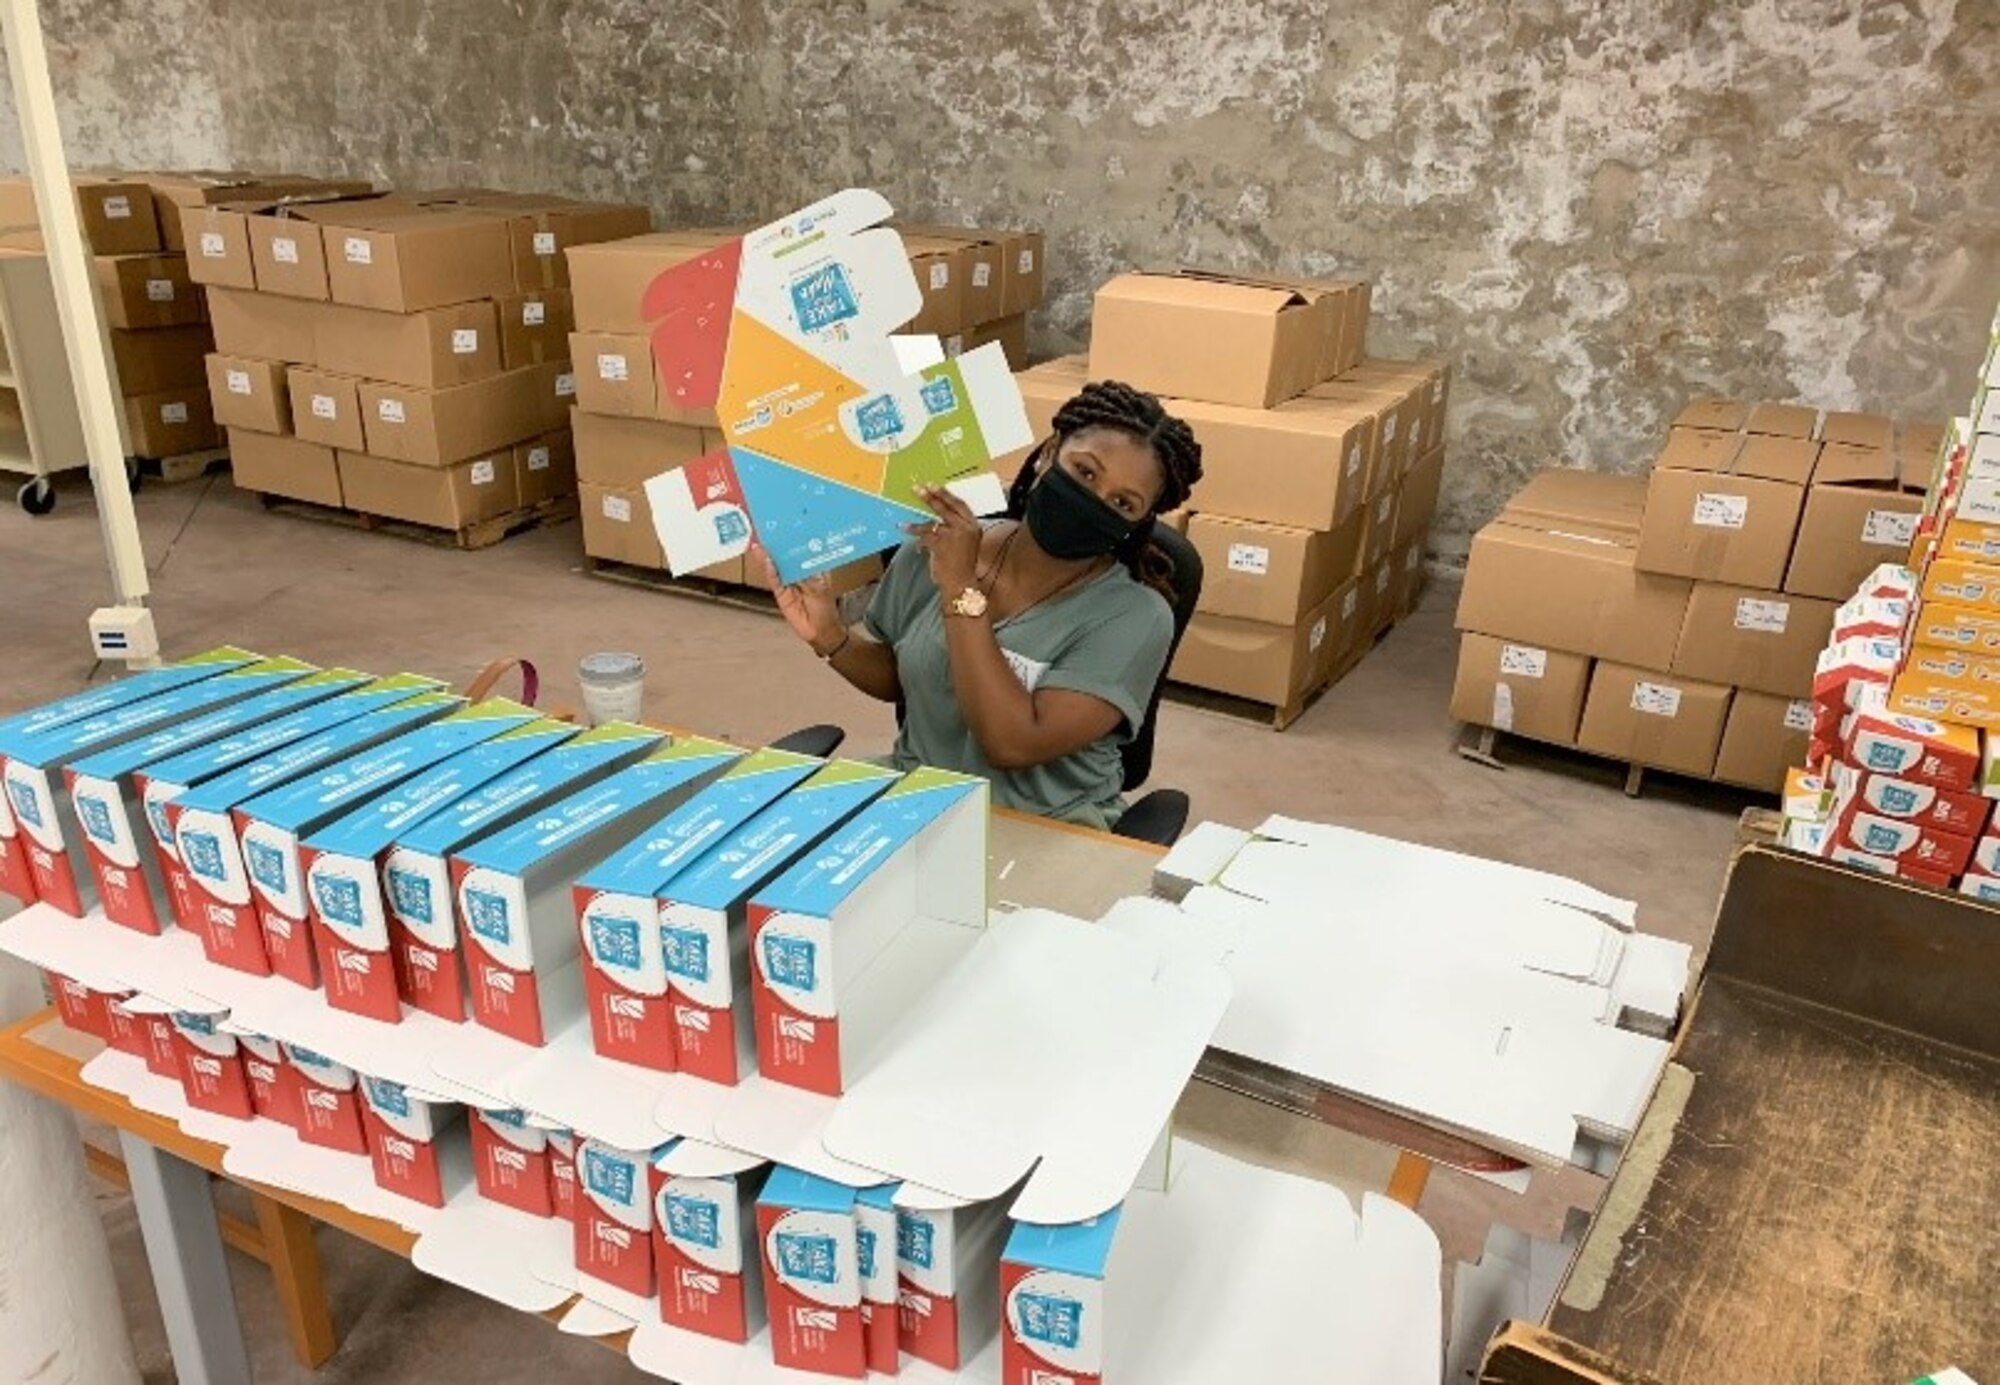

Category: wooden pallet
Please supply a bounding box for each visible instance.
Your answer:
[1163,615,1398,732]
[584,557,781,616]
[252,492,577,551]
[1456,723,1776,801]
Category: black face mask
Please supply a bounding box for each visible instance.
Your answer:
[1023,460,1138,560]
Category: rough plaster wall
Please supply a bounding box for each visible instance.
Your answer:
[15,0,2000,559]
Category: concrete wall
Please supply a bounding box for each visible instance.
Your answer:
[5,0,1996,559]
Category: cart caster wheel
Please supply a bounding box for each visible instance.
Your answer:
[126,456,143,493]
[18,476,54,515]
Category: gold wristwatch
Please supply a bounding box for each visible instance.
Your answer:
[947,586,989,619]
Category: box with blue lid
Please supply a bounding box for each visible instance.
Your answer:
[650,1141,770,1345]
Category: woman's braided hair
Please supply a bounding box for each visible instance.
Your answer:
[1005,380,1203,607]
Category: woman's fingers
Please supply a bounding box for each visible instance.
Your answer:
[918,484,978,526]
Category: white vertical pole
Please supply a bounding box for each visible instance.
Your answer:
[0,944,144,1385]
[0,0,153,610]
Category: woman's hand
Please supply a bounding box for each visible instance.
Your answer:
[754,545,844,655]
[909,485,983,596]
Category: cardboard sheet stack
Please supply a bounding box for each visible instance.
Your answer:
[1779,308,2000,899]
[564,221,1046,591]
[0,650,1444,1382]
[1001,270,1447,716]
[0,172,367,466]
[184,185,650,532]
[1453,401,1937,790]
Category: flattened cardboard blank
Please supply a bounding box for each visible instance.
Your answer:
[821,909,1230,1224]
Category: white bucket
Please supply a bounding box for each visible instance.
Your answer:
[577,652,645,727]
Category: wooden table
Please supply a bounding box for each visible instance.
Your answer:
[1483,845,2000,1384]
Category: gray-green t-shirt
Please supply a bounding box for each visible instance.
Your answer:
[864,536,1174,824]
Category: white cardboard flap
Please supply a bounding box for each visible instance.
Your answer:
[557,1297,640,1337]
[653,1138,766,1179]
[1152,821,1253,899]
[822,910,1229,1224]
[412,1200,576,1313]
[889,334,946,372]
[710,1075,889,1187]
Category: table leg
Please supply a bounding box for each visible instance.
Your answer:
[252,1190,339,1367]
[118,1130,254,1385]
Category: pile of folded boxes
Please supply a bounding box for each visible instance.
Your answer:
[1781,310,2000,897]
[0,171,369,471]
[185,185,649,537]
[1005,269,1447,724]
[1453,400,1936,791]
[563,223,1047,592]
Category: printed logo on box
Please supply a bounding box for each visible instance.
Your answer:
[1693,492,1748,529]
[311,393,337,420]
[386,865,433,923]
[1499,644,1547,678]
[1016,1290,1083,1349]
[586,910,643,970]
[199,231,226,258]
[1226,543,1269,577]
[776,1231,841,1285]
[1878,783,1920,815]
[790,264,860,332]
[897,1217,935,1270]
[343,236,373,265]
[919,376,958,418]
[1861,822,1901,853]
[464,886,513,946]
[523,300,547,327]
[451,328,479,355]
[272,236,300,265]
[666,1192,721,1249]
[662,922,710,982]
[75,794,117,844]
[583,1147,636,1204]
[854,395,904,444]
[146,278,176,302]
[245,838,288,894]
[762,933,817,990]
[313,872,364,927]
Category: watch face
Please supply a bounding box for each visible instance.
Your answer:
[954,587,988,617]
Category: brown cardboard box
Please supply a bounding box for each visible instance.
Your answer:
[316,299,502,389]
[567,331,715,426]
[227,429,341,506]
[1670,398,1747,434]
[336,450,522,528]
[904,235,968,336]
[1172,394,1374,530]
[109,325,213,394]
[950,313,1029,371]
[497,289,575,368]
[123,388,220,458]
[1171,584,1342,706]
[1783,442,1924,599]
[1186,509,1364,625]
[1394,444,1445,548]
[1576,662,1732,778]
[1457,475,1692,668]
[573,410,715,491]
[1670,582,1838,697]
[317,203,518,312]
[1089,271,1324,409]
[997,231,1046,318]
[1223,275,1365,382]
[180,193,394,291]
[1449,633,1592,744]
[145,173,374,252]
[1634,429,1819,587]
[1745,402,1818,439]
[580,482,669,569]
[1361,488,1399,572]
[0,175,159,254]
[515,431,578,507]
[567,233,727,334]
[1712,690,1813,792]
[421,189,652,290]
[900,226,1005,325]
[285,368,365,451]
[1305,376,1421,487]
[204,354,290,435]
[206,287,320,364]
[1392,539,1427,617]
[359,362,571,466]
[1819,411,1893,451]
[1344,358,1447,458]
[94,254,203,329]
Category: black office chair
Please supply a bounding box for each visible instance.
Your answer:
[771,523,1205,845]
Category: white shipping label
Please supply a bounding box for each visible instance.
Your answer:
[1384,415,1398,443]
[527,446,551,472]
[555,372,576,397]
[1342,588,1358,619]
[378,399,406,424]
[1491,683,1516,732]
[1226,543,1270,577]
[225,369,252,396]
[1018,248,1035,273]
[1498,644,1547,678]
[928,263,949,291]
[1309,616,1328,651]
[1734,597,1790,633]
[1375,565,1391,594]
[1347,444,1361,477]
[451,328,479,355]
[972,263,992,289]
[343,235,373,265]
[103,194,131,219]
[198,231,226,258]
[522,300,547,327]
[272,236,300,265]
[1376,495,1393,523]
[532,231,557,255]
[1784,699,1813,731]
[597,353,629,382]
[1861,508,1917,547]
[145,278,176,302]
[1693,492,1749,528]
[470,459,496,485]
[1631,681,1683,717]
[602,494,632,523]
[160,402,189,424]
[310,394,337,420]
[1404,546,1421,571]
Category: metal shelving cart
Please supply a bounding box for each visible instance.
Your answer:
[0,243,91,513]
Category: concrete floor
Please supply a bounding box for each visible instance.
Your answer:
[1,472,1762,1382]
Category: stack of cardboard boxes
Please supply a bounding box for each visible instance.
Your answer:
[1004,269,1446,718]
[563,224,1047,589]
[186,186,649,531]
[0,172,370,466]
[1452,401,1934,790]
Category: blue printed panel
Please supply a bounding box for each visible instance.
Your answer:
[662,924,710,983]
[145,800,175,846]
[853,394,904,444]
[313,873,364,926]
[731,446,924,585]
[6,780,43,828]
[762,934,816,990]
[789,263,860,332]
[464,888,512,946]
[775,1232,840,1285]
[856,1225,879,1279]
[1860,822,1902,853]
[183,829,228,882]
[245,839,288,894]
[1016,1291,1083,1349]
[588,912,643,970]
[919,376,958,417]
[1877,783,1919,814]
[387,867,433,923]
[76,795,116,844]
[665,1192,721,1249]
[898,1216,935,1269]
[364,1077,411,1117]
[584,1148,636,1205]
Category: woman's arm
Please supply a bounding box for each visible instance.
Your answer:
[757,548,902,703]
[939,611,1123,770]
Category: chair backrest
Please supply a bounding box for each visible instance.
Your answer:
[1121,523,1203,792]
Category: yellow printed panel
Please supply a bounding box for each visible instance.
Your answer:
[716,312,883,495]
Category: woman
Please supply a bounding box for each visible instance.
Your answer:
[762,380,1203,829]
